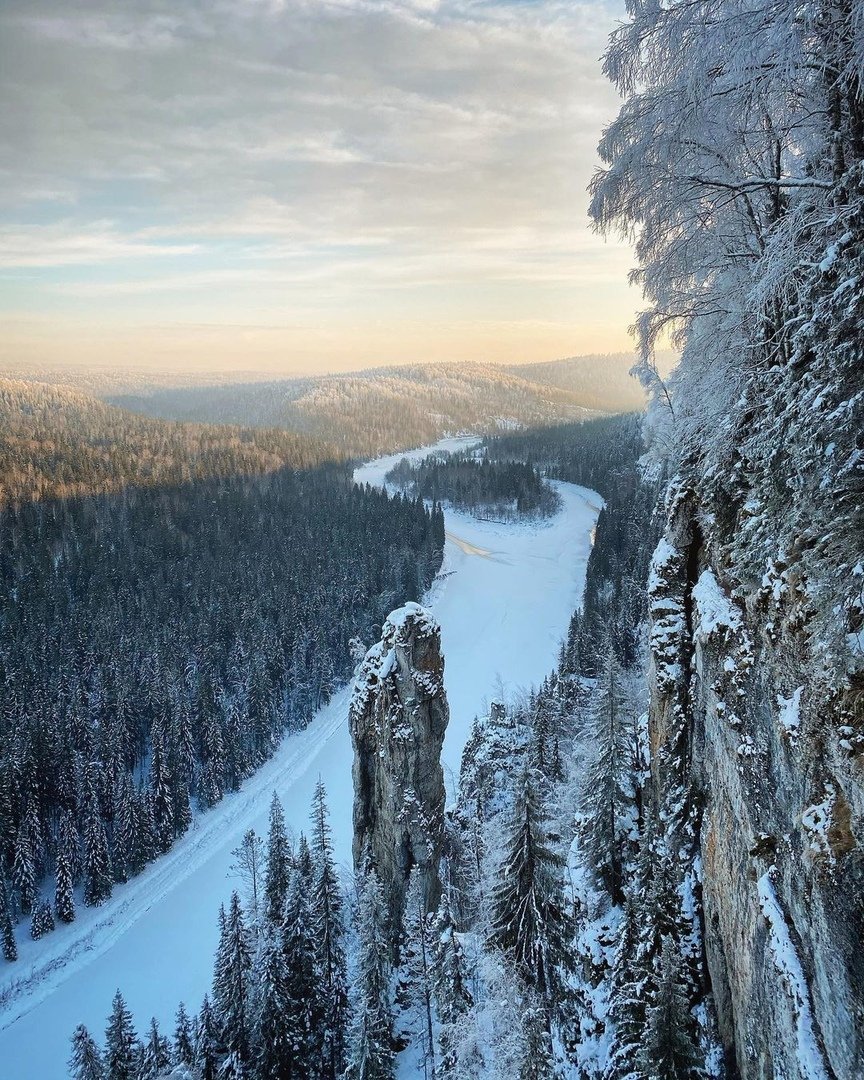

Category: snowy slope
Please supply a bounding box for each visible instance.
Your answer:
[0,439,600,1080]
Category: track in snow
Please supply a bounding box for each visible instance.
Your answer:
[0,437,600,1079]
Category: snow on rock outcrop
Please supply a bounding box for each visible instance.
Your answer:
[646,493,863,1079]
[349,602,449,936]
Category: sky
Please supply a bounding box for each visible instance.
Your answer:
[0,0,636,375]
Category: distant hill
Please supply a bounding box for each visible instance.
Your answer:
[105,360,633,459]
[505,354,645,412]
[0,379,336,505]
[0,355,664,474]
[505,350,678,413]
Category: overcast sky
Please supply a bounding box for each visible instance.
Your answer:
[0,0,635,374]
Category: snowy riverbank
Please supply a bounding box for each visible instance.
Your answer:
[0,439,601,1080]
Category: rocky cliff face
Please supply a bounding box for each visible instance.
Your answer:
[349,602,449,935]
[647,487,864,1080]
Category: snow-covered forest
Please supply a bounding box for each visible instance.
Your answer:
[385,450,561,521]
[2,0,863,1077]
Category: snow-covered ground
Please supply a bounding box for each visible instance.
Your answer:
[0,438,600,1080]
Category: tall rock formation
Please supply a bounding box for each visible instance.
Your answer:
[349,602,449,934]
[646,485,864,1080]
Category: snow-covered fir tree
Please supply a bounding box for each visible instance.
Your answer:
[103,990,138,1080]
[345,865,395,1080]
[68,1025,104,1080]
[212,892,252,1065]
[172,1003,195,1069]
[310,779,349,1079]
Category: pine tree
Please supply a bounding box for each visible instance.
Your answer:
[55,844,76,923]
[489,769,573,1018]
[194,995,220,1080]
[345,867,395,1080]
[310,780,349,1079]
[104,990,137,1080]
[84,803,113,907]
[263,792,291,926]
[140,1017,171,1080]
[1,875,18,962]
[638,936,702,1080]
[173,1002,195,1067]
[69,1024,105,1080]
[213,891,252,1062]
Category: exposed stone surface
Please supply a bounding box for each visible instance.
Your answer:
[350,602,449,934]
[647,494,864,1080]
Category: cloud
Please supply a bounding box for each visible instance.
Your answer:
[0,0,634,368]
[0,223,200,268]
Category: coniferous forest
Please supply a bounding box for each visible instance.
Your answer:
[385,450,561,521]
[68,411,663,1080]
[0,462,444,938]
[2,0,863,1076]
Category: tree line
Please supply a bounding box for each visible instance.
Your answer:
[0,379,338,507]
[385,450,561,521]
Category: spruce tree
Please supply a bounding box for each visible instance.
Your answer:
[1,874,17,962]
[396,869,436,1079]
[194,995,220,1080]
[104,990,137,1080]
[578,652,637,905]
[488,769,573,1017]
[263,792,291,926]
[12,818,35,916]
[173,1002,195,1067]
[345,867,395,1080]
[518,996,555,1080]
[431,895,472,1073]
[69,1024,105,1080]
[84,803,113,907]
[252,932,293,1080]
[603,899,649,1080]
[212,891,252,1063]
[140,1017,171,1080]
[55,844,76,923]
[30,898,55,939]
[638,936,702,1080]
[60,808,83,884]
[282,871,321,1075]
[148,725,175,855]
[112,778,136,883]
[310,780,349,1079]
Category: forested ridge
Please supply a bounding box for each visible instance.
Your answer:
[0,379,338,506]
[105,362,603,459]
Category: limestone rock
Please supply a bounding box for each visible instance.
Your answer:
[350,602,449,934]
[647,493,864,1080]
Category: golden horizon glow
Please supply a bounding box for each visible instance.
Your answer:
[0,0,638,376]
